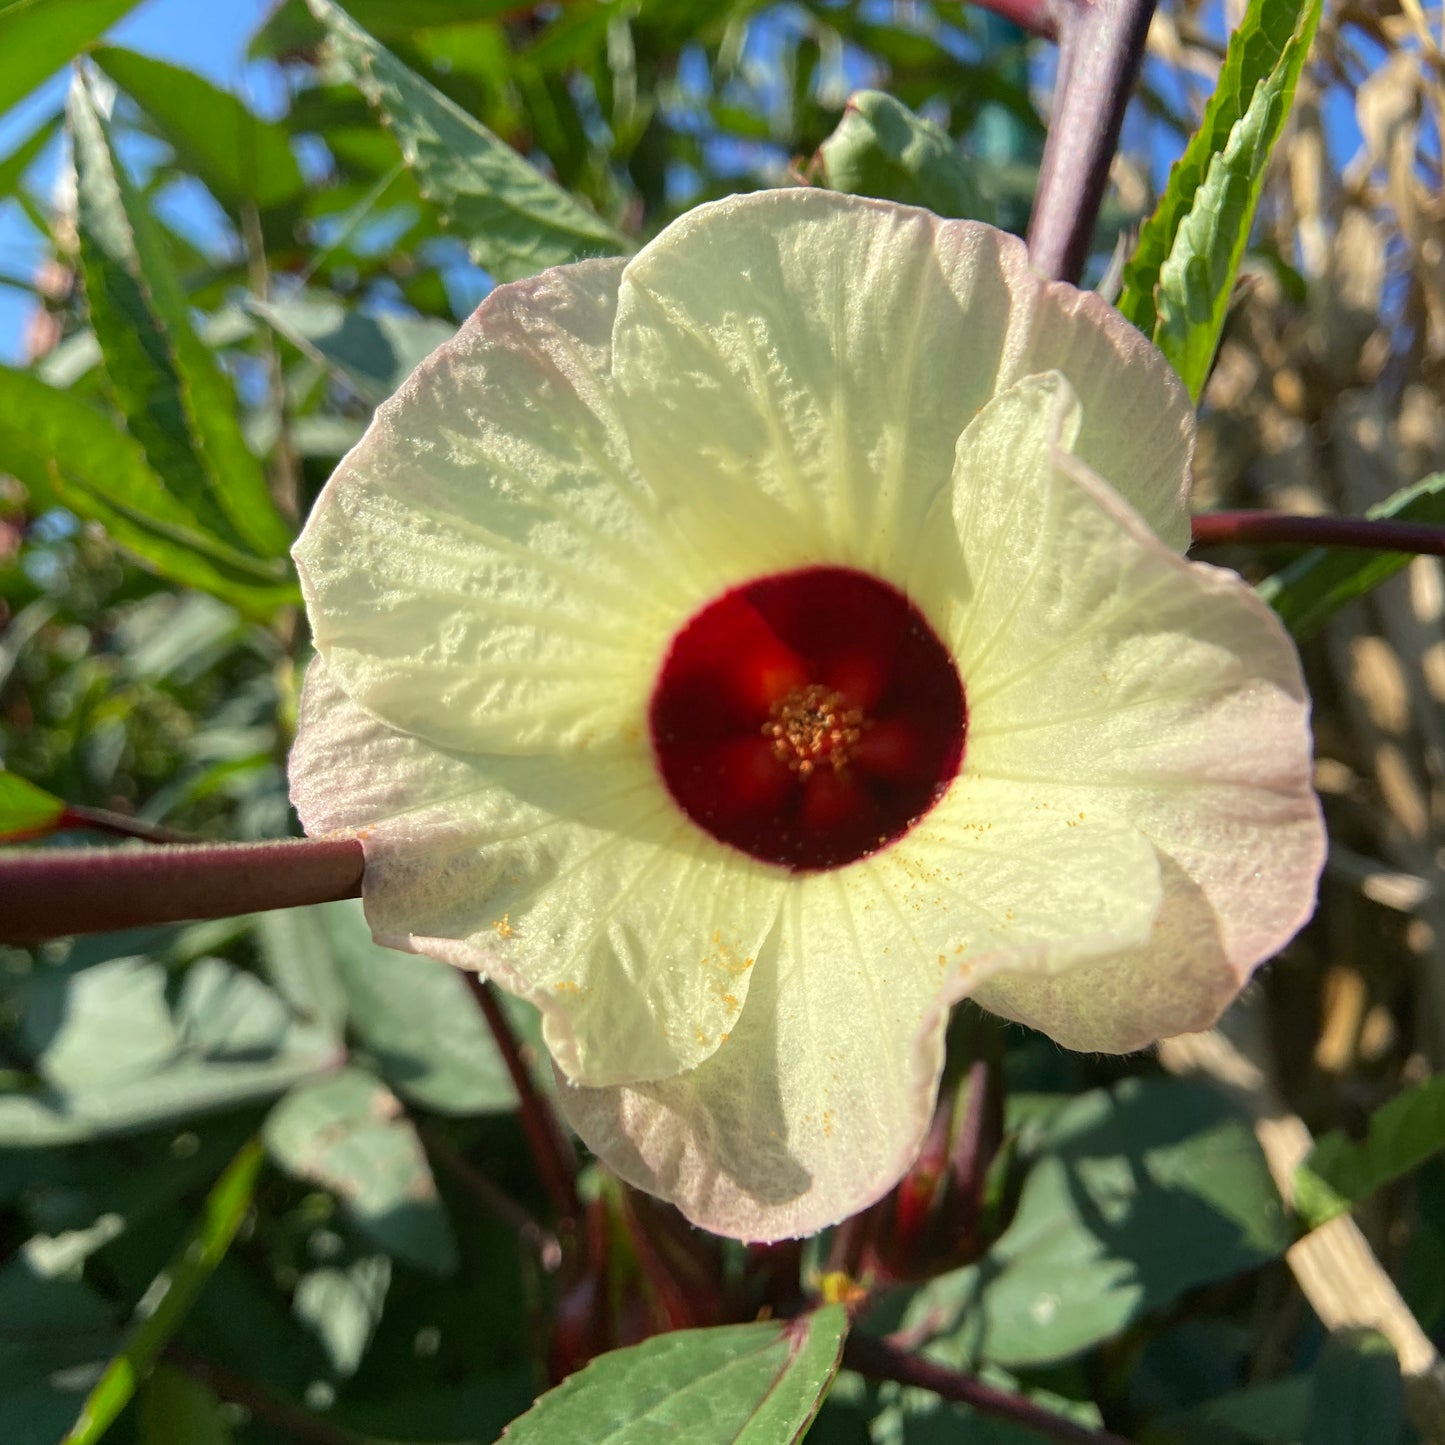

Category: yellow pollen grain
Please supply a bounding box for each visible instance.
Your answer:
[493,914,515,939]
[762,683,867,775]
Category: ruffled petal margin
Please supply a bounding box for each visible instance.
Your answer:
[558,776,1162,1241]
[938,372,1324,1050]
[289,660,784,1087]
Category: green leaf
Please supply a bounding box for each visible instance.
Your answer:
[306,0,626,282]
[68,71,294,561]
[1303,1331,1403,1445]
[0,772,65,841]
[905,1078,1291,1368]
[1117,0,1317,336]
[92,46,305,212]
[0,364,298,617]
[502,1305,849,1444]
[1294,1073,1445,1230]
[249,291,452,407]
[0,107,61,198]
[1256,473,1445,639]
[818,90,989,222]
[264,1067,458,1274]
[292,1255,390,1377]
[0,955,336,1146]
[0,0,143,114]
[59,1137,265,1445]
[138,1365,234,1445]
[1115,0,1322,399]
[320,899,519,1115]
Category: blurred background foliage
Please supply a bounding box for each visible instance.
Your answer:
[1,0,1444,1442]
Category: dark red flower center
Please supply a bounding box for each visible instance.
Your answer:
[649,566,967,870]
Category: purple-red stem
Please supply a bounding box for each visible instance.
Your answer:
[844,1332,1135,1445]
[0,836,363,944]
[1191,511,1445,558]
[954,0,1059,41]
[1026,0,1159,283]
[462,971,581,1223]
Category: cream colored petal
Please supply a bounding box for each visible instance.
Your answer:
[608,189,1029,599]
[293,258,698,757]
[289,660,783,1087]
[936,374,1323,1047]
[997,274,1194,551]
[558,778,1160,1241]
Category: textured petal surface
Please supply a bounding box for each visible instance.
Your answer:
[558,776,1161,1240]
[290,661,783,1086]
[293,258,696,757]
[930,372,1323,1050]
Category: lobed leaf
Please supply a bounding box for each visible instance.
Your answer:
[1256,472,1445,639]
[306,0,626,282]
[500,1305,849,1445]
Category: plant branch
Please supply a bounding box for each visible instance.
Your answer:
[55,804,195,845]
[844,1332,1135,1445]
[1026,0,1158,282]
[462,972,581,1222]
[1191,511,1445,558]
[0,836,364,944]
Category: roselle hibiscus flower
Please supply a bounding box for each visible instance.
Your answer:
[289,188,1324,1241]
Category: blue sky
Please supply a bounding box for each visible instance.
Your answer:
[0,0,275,362]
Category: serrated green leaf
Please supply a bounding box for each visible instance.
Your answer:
[306,0,625,282]
[0,772,65,841]
[818,90,989,222]
[1117,0,1319,338]
[501,1305,849,1445]
[1294,1074,1445,1231]
[1303,1331,1403,1445]
[264,1067,458,1274]
[68,70,294,561]
[1117,0,1321,400]
[92,46,305,212]
[904,1078,1291,1368]
[59,1138,264,1445]
[0,0,143,113]
[249,291,452,406]
[1256,473,1445,639]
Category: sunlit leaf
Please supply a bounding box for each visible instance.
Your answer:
[1116,0,1322,398]
[502,1305,849,1444]
[68,71,294,560]
[0,772,65,841]
[264,1067,458,1274]
[0,0,143,114]
[306,0,625,282]
[818,90,989,222]
[59,1137,265,1445]
[1256,473,1445,639]
[92,46,306,212]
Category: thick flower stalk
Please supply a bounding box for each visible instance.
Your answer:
[289,188,1325,1242]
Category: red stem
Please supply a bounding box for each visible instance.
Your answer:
[0,836,364,943]
[1191,511,1445,558]
[1027,0,1158,282]
[462,972,581,1223]
[844,1333,1135,1445]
